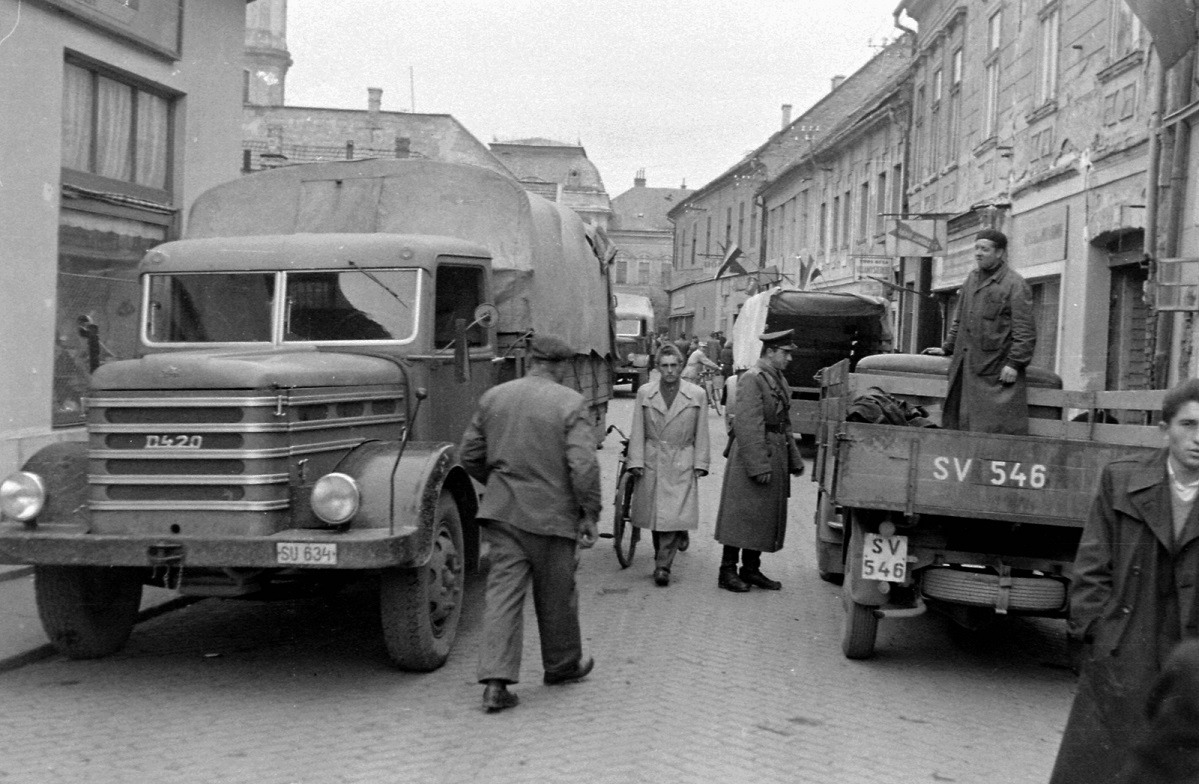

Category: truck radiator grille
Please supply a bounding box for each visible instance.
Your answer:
[85,388,404,526]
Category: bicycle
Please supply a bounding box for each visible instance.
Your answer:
[699,368,724,417]
[599,424,639,568]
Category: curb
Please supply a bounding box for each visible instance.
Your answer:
[0,566,33,585]
[0,594,201,676]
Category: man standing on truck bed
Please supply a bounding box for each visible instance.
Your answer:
[1049,379,1199,784]
[924,229,1036,434]
[713,329,804,592]
[460,334,602,713]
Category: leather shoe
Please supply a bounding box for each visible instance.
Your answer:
[653,567,670,586]
[718,568,751,593]
[740,568,782,590]
[544,655,594,685]
[482,683,519,712]
[677,531,690,551]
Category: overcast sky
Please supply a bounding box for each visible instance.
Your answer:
[285,1,905,197]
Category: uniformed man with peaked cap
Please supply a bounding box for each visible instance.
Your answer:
[713,329,805,592]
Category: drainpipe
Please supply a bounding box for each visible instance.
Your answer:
[1145,50,1166,386]
[1163,50,1196,382]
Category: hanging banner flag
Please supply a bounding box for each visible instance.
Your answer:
[1126,0,1198,70]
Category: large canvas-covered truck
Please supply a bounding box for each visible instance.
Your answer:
[814,354,1162,659]
[613,292,655,391]
[0,159,615,670]
[727,287,891,437]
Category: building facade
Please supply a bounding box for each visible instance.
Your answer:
[608,170,692,328]
[489,139,612,229]
[1,0,250,477]
[899,0,1158,389]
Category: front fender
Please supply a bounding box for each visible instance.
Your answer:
[332,440,468,567]
[10,441,91,529]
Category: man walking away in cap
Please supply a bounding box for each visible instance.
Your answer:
[924,228,1036,434]
[714,330,804,592]
[460,334,601,713]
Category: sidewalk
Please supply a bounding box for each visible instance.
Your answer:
[0,564,187,673]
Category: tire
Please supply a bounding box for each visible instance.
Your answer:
[35,565,144,659]
[842,597,879,660]
[613,472,638,568]
[380,492,464,671]
[708,381,724,417]
[814,493,844,585]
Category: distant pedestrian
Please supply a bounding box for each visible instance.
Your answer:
[674,333,690,358]
[1049,378,1199,782]
[682,339,720,383]
[713,329,804,592]
[923,229,1036,434]
[719,341,734,406]
[459,334,601,713]
[627,345,710,587]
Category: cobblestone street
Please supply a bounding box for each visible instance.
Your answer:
[0,396,1077,784]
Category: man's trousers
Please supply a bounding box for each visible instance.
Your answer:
[476,519,583,684]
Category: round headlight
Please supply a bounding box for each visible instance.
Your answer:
[1,472,46,522]
[311,473,360,525]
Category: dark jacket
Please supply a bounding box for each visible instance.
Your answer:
[1050,450,1199,784]
[942,262,1036,434]
[1118,639,1199,784]
[459,373,602,540]
[714,359,802,552]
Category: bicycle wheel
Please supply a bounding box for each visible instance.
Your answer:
[710,380,724,416]
[613,472,638,568]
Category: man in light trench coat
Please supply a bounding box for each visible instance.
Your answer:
[713,329,804,592]
[925,228,1036,434]
[1049,378,1199,783]
[628,345,710,587]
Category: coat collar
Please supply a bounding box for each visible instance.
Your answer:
[1116,449,1175,551]
[644,379,703,420]
[968,263,1009,295]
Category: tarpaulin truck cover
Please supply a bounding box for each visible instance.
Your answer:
[183,158,612,358]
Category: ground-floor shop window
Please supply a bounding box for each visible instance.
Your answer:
[54,208,168,426]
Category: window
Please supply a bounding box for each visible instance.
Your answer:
[725,207,733,248]
[432,265,484,347]
[1111,0,1143,59]
[859,181,870,242]
[660,263,672,288]
[985,12,1002,137]
[638,260,651,285]
[876,171,888,236]
[914,85,926,177]
[705,216,712,255]
[1038,1,1061,105]
[952,48,963,85]
[933,68,943,103]
[789,197,798,256]
[738,202,746,249]
[831,196,840,252]
[691,222,698,265]
[799,190,810,249]
[750,204,758,247]
[819,200,828,252]
[62,59,173,196]
[615,258,628,284]
[842,189,852,247]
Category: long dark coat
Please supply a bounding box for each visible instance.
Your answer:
[627,380,710,532]
[942,262,1036,434]
[714,359,802,552]
[1050,450,1199,784]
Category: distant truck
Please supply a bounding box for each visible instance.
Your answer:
[727,287,891,437]
[613,292,655,391]
[0,159,615,670]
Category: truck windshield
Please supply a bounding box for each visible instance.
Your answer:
[616,319,645,337]
[283,269,418,343]
[146,273,276,343]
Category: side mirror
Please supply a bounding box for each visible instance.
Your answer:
[454,318,470,384]
[472,303,499,329]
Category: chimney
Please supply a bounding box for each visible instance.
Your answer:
[368,87,382,128]
[634,168,646,187]
[831,75,846,91]
[781,104,792,128]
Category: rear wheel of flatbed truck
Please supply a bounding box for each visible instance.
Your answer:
[814,492,844,585]
[841,597,878,660]
[34,565,144,659]
[381,492,464,671]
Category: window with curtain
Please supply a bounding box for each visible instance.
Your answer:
[61,58,173,194]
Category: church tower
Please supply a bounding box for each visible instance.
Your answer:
[244,0,292,106]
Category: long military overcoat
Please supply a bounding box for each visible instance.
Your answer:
[627,380,710,532]
[942,262,1036,434]
[1050,450,1199,784]
[714,359,802,552]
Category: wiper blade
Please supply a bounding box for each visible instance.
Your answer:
[347,259,408,308]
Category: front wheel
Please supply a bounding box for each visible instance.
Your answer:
[35,565,144,659]
[380,492,465,671]
[613,472,639,568]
